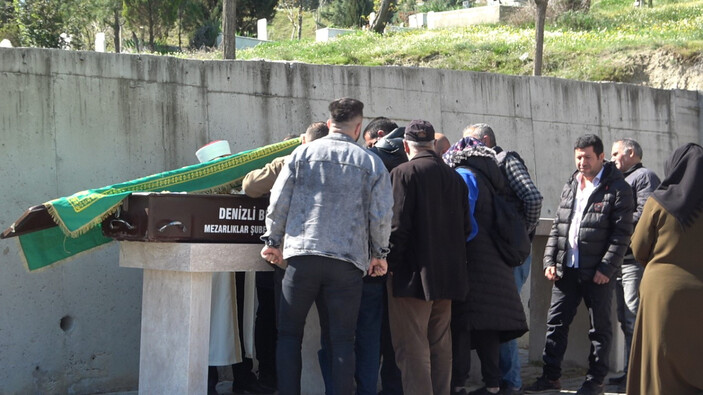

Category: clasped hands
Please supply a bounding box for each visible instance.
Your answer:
[260,246,388,277]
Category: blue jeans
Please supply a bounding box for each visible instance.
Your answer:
[615,259,643,372]
[277,256,363,395]
[499,254,531,389]
[319,280,384,395]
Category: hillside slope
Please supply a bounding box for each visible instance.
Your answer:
[237,0,703,90]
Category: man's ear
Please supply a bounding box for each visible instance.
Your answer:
[377,130,385,138]
[300,134,307,144]
[403,140,410,154]
[355,122,363,141]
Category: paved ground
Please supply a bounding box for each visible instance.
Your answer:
[209,351,627,395]
[454,348,626,395]
[110,348,627,394]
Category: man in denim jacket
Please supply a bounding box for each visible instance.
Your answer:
[260,98,393,395]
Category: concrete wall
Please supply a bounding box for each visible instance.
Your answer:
[0,47,700,393]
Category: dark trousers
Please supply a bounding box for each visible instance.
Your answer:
[379,282,404,395]
[319,279,384,395]
[614,260,643,372]
[255,268,285,381]
[452,328,502,389]
[542,267,615,384]
[232,272,257,384]
[277,255,363,395]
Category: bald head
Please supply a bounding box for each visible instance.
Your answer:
[435,133,451,155]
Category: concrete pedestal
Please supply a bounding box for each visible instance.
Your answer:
[119,242,271,394]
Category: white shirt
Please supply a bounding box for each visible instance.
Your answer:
[566,167,604,268]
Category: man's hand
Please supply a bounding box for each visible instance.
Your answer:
[261,245,283,266]
[544,266,560,281]
[592,270,610,285]
[368,257,388,277]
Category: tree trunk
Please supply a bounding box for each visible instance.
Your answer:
[315,0,326,28]
[178,6,183,50]
[297,0,303,40]
[148,7,155,51]
[223,0,237,59]
[371,0,395,33]
[113,8,121,53]
[533,0,548,76]
[132,31,140,52]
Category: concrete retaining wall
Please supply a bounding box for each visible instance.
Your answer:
[0,47,700,393]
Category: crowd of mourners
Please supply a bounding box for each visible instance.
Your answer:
[202,97,703,395]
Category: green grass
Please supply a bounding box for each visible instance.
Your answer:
[190,0,703,83]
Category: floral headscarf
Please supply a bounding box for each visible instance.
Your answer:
[442,136,496,168]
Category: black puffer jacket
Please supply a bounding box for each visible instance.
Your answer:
[451,149,528,342]
[543,161,634,280]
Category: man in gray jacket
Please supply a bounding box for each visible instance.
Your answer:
[607,138,660,387]
[260,98,393,395]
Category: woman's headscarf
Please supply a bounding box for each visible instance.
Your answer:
[652,143,703,228]
[442,136,495,168]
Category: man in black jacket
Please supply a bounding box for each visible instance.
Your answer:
[387,120,471,395]
[525,135,633,395]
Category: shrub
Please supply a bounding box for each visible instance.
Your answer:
[190,20,220,49]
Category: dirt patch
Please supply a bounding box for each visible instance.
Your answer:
[623,48,703,90]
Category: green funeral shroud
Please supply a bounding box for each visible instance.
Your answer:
[18,138,300,272]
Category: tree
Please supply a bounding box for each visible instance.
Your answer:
[297,0,302,39]
[323,0,373,28]
[279,0,304,39]
[370,0,395,33]
[533,0,548,75]
[236,0,277,35]
[122,0,179,50]
[13,0,69,48]
[0,0,20,45]
[110,1,123,52]
[223,0,236,59]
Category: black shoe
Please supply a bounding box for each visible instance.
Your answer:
[468,387,500,395]
[576,380,604,395]
[608,373,627,385]
[524,376,561,393]
[232,380,275,394]
[500,385,524,395]
[257,371,277,391]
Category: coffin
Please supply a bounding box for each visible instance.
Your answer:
[102,193,269,243]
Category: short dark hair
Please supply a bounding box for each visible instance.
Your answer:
[615,138,643,159]
[328,98,364,123]
[305,122,329,142]
[363,117,398,140]
[575,134,604,156]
